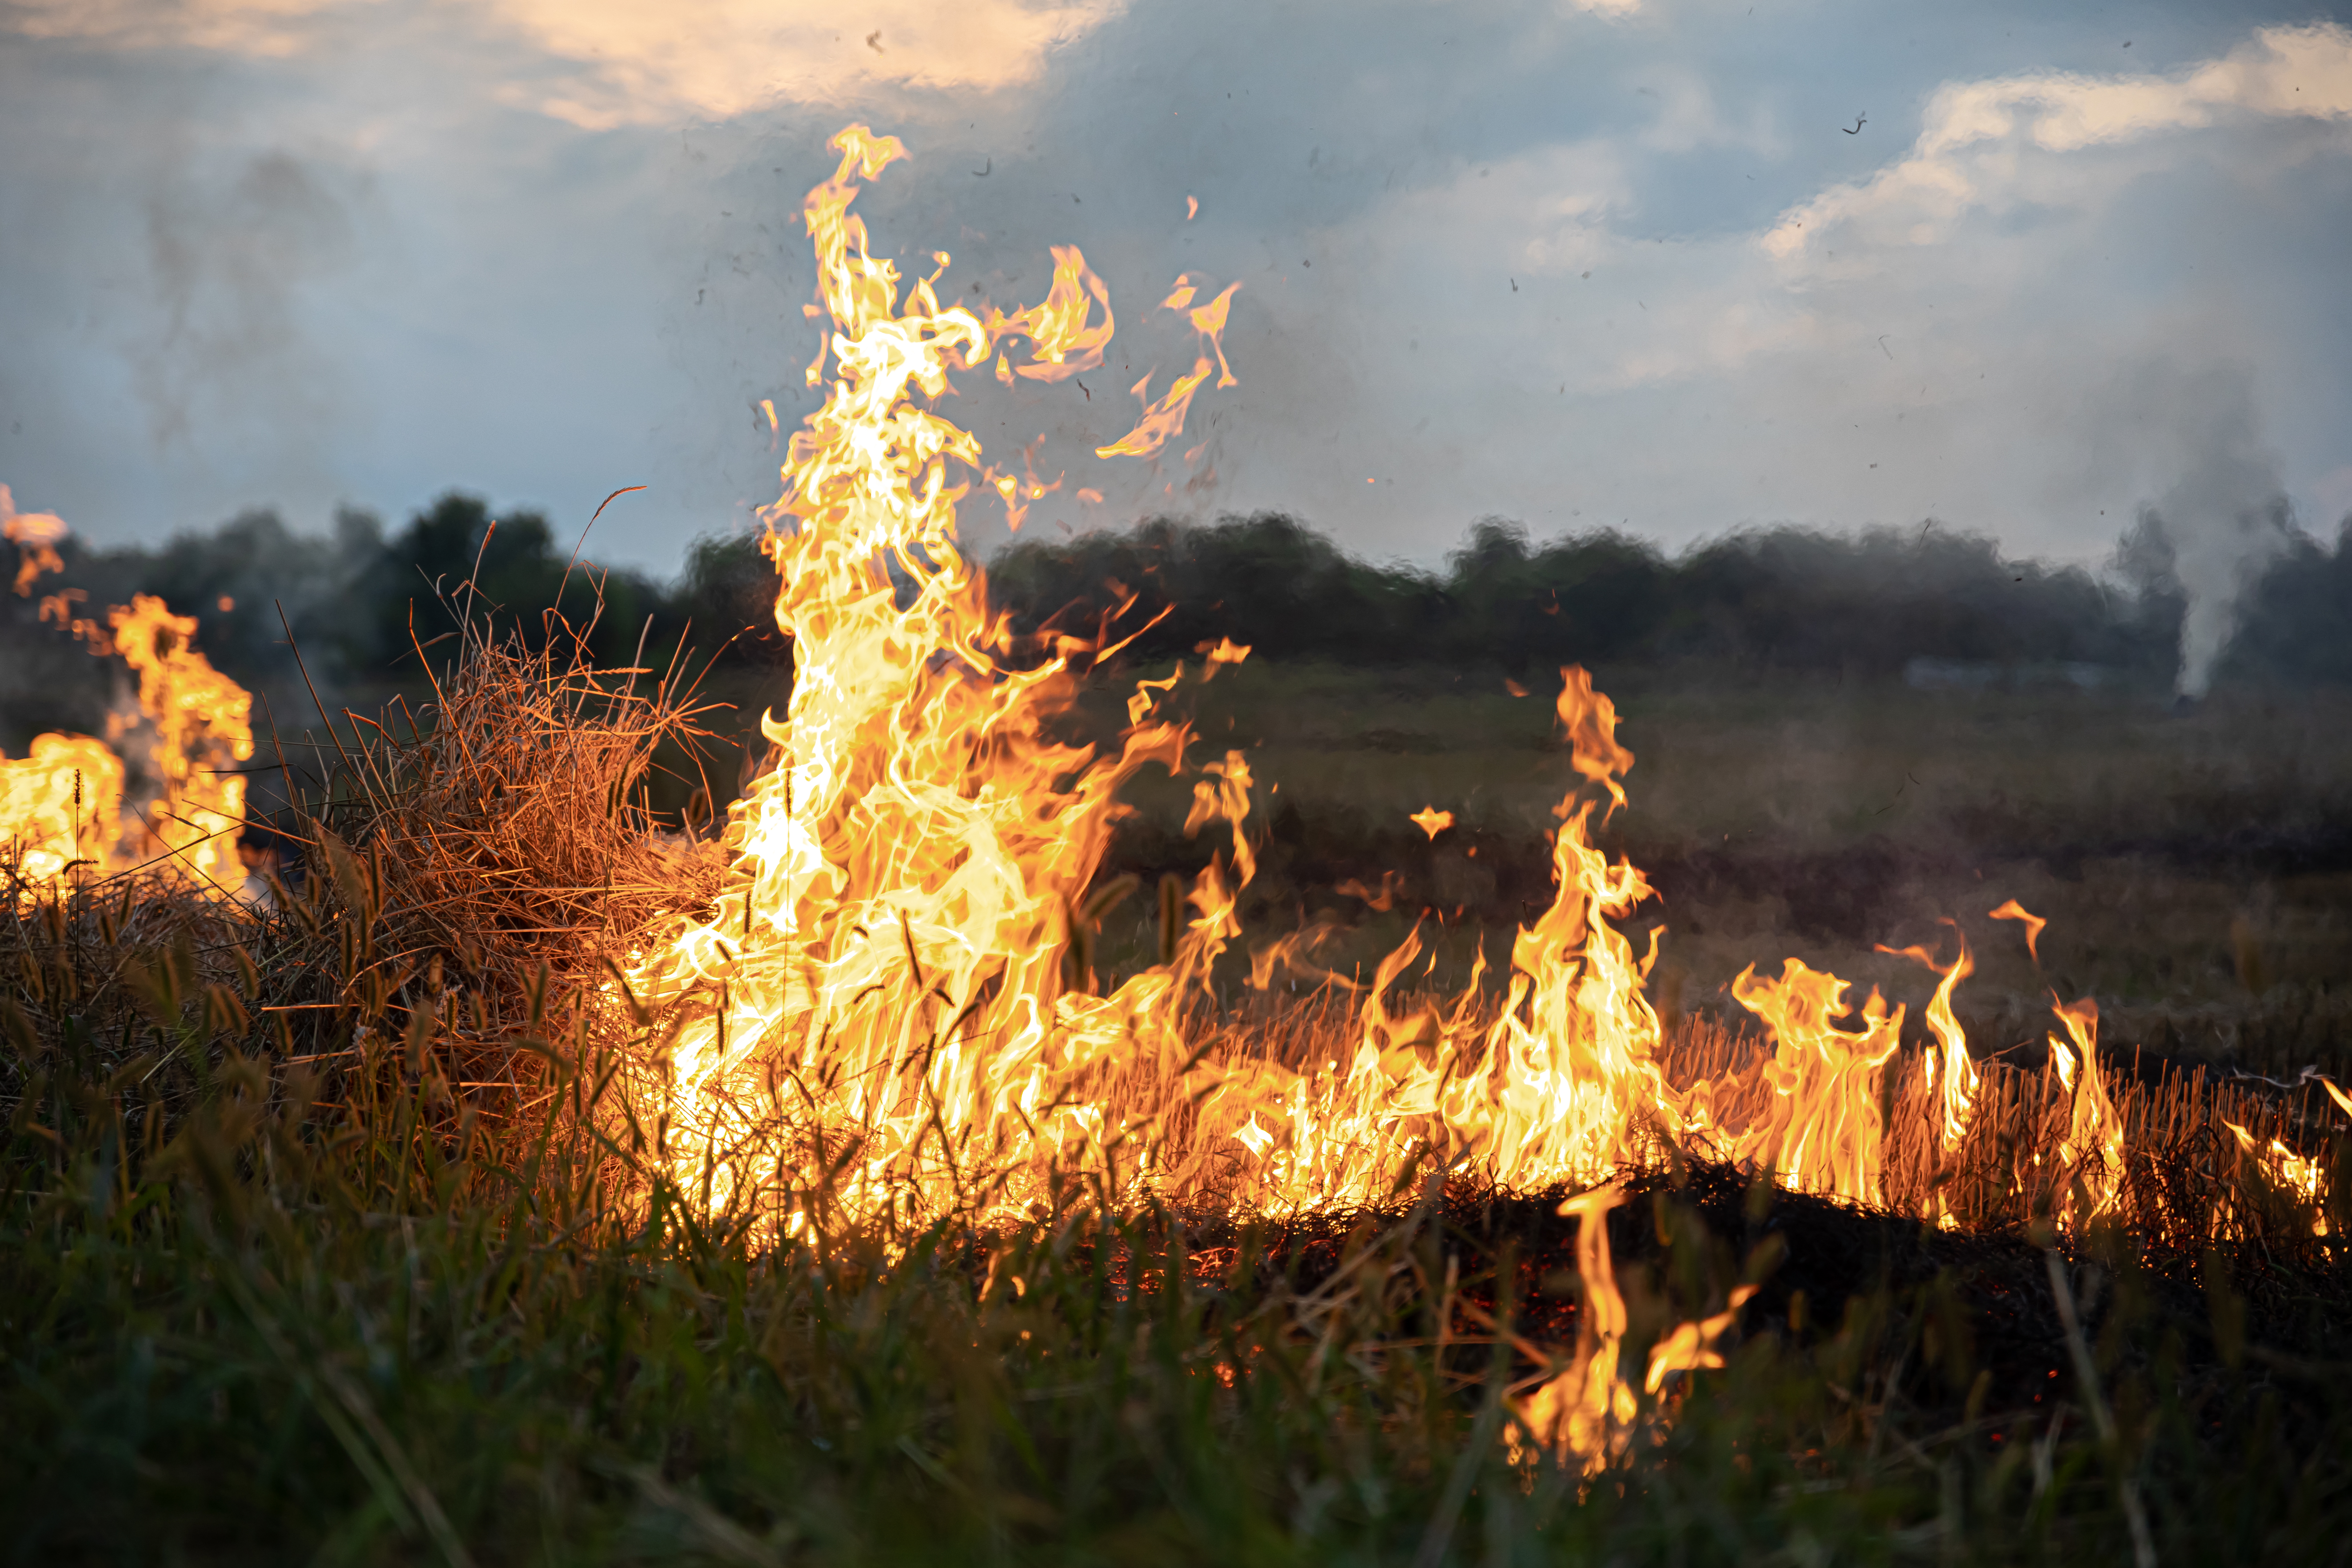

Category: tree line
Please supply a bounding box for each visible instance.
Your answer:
[10,491,2351,738]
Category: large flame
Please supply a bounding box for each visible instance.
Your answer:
[626,127,1240,1231]
[627,125,2339,1259]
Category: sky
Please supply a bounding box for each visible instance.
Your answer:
[2,0,2349,585]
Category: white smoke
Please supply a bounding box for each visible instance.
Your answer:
[2110,367,2295,701]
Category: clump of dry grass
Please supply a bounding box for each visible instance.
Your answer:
[1,599,728,1169]
[295,614,728,1100]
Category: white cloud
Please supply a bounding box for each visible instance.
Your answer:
[1765,22,2352,260]
[7,0,361,57]
[488,0,1127,128]
[9,0,1127,126]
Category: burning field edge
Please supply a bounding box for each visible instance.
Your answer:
[5,122,2352,1561]
[3,622,2349,1560]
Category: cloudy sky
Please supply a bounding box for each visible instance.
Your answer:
[2,0,2348,576]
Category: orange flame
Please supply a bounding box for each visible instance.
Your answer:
[623,123,2337,1259]
[2,485,67,597]
[2046,995,2123,1230]
[1728,959,1904,1205]
[0,502,253,894]
[2222,1118,2330,1236]
[986,243,1114,382]
[624,127,1247,1230]
[1513,1181,1755,1473]
[0,735,124,882]
[1555,666,1633,814]
[1882,932,1980,1224]
[1095,359,1218,461]
[1990,898,2047,962]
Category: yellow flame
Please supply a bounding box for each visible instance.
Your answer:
[0,504,253,893]
[1728,959,1904,1205]
[2046,995,2124,1231]
[2222,1117,2330,1237]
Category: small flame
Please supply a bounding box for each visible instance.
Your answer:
[1095,359,1218,460]
[1410,806,1455,839]
[1555,666,1633,814]
[1990,898,2048,962]
[1513,1182,1756,1473]
[2046,995,2123,1230]
[1194,636,1250,677]
[0,518,253,894]
[3,485,68,598]
[1882,931,1980,1223]
[2222,1117,2331,1236]
[986,243,1114,382]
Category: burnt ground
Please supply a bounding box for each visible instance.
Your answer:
[1025,1159,2352,1443]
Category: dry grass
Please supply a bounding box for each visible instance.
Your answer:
[3,603,725,1165]
[6,630,2352,1561]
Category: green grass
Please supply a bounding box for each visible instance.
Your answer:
[6,1001,2351,1564]
[12,651,2348,1562]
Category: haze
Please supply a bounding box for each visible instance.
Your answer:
[2,0,2348,580]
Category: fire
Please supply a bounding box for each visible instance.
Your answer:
[0,503,254,893]
[0,735,124,882]
[2223,1117,2330,1236]
[1726,959,1904,1205]
[2046,995,2124,1231]
[624,126,1240,1230]
[3,486,68,598]
[1512,1182,1757,1475]
[626,123,2339,1262]
[1882,933,1981,1226]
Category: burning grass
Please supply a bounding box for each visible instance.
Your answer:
[4,640,2351,1560]
[5,955,2351,1561]
[7,121,2352,1560]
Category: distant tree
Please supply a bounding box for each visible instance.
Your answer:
[348,492,662,675]
[984,512,2180,681]
[671,531,790,667]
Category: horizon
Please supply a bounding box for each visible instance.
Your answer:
[4,1,2349,600]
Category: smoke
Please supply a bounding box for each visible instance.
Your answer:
[2104,364,2294,701]
[135,149,358,450]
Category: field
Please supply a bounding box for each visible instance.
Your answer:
[9,610,2352,1562]
[685,652,2352,1081]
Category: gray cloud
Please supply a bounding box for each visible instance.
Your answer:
[1,0,2346,584]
